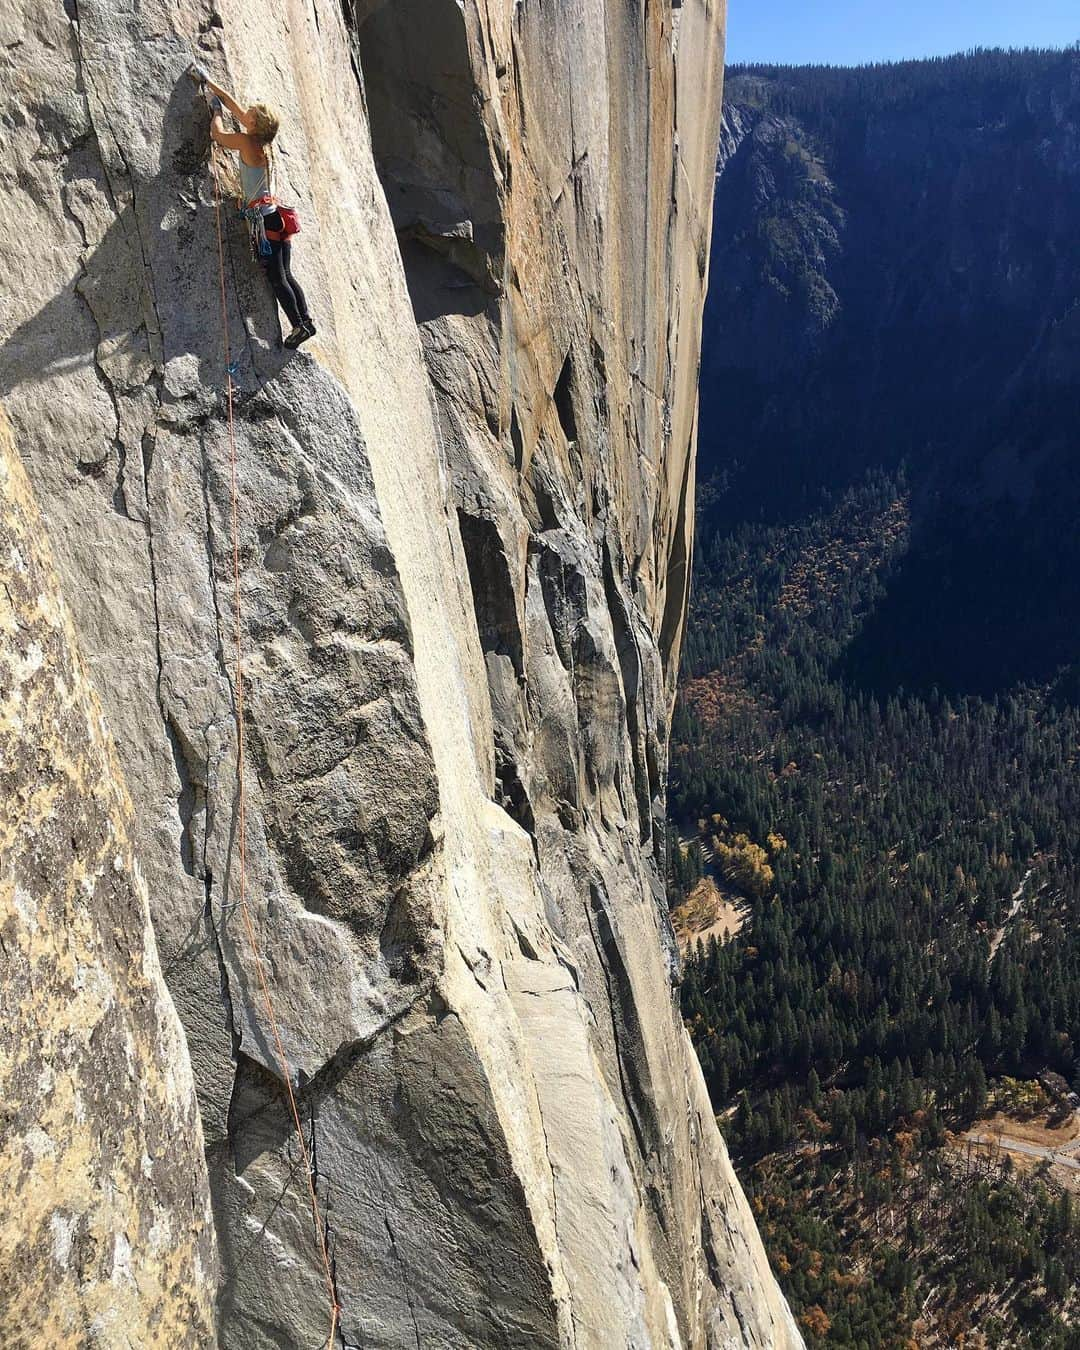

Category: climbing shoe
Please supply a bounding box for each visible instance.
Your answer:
[284,320,316,349]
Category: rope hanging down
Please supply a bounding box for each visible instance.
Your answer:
[210,150,341,1349]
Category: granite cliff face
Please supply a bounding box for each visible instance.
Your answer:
[0,412,217,1348]
[0,1,799,1345]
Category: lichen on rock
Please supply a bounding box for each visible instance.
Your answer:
[0,410,217,1348]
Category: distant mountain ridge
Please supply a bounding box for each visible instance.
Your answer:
[700,48,1080,695]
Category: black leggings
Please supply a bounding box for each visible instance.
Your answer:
[261,213,309,328]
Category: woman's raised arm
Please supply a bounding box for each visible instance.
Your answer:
[209,114,248,151]
[203,77,249,126]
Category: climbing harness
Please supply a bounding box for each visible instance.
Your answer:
[209,150,341,1349]
[236,153,302,259]
[240,192,301,258]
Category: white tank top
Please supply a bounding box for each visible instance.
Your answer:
[239,157,274,214]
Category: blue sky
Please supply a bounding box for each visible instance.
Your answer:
[727,0,1079,68]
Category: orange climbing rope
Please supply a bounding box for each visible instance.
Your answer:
[210,150,341,1349]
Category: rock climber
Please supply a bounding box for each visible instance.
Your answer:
[189,64,316,349]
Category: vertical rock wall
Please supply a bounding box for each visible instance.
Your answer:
[0,412,217,1347]
[0,0,800,1345]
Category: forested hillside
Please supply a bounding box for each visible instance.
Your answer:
[677,48,1080,1348]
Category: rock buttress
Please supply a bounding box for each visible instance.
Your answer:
[355,1,803,1345]
[0,0,801,1345]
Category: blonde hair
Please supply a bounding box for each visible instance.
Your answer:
[248,103,280,144]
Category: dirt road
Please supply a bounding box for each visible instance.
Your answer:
[969,1131,1080,1170]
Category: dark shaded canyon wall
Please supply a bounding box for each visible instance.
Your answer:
[700,55,1080,696]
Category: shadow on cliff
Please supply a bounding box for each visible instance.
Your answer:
[0,76,296,407]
